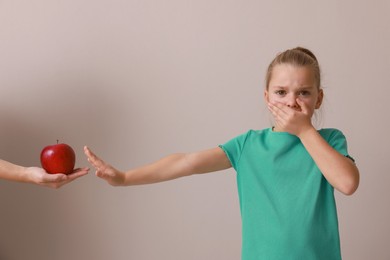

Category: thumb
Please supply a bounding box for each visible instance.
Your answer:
[296,98,308,114]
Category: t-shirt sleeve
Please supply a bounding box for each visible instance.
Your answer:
[219,131,250,171]
[327,129,355,162]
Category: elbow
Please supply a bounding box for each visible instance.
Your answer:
[339,171,360,196]
[340,183,358,196]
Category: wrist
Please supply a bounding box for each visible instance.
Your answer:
[123,170,134,186]
[25,167,39,184]
[297,125,317,140]
[9,163,27,182]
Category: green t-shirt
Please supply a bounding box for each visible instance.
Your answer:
[220,128,351,260]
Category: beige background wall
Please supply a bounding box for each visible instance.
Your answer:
[0,1,389,259]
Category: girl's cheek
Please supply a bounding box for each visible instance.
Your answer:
[269,95,284,104]
[303,100,317,112]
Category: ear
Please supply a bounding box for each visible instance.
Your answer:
[315,89,324,109]
[264,90,269,103]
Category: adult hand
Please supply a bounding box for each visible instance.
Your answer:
[27,167,89,189]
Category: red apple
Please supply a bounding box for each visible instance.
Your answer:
[40,141,76,174]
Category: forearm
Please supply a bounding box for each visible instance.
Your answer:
[122,148,231,186]
[298,128,360,195]
[123,153,192,185]
[0,160,30,183]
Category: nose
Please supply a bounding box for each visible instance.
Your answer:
[286,95,299,109]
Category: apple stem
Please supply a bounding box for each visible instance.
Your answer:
[57,139,59,144]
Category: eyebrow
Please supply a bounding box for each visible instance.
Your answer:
[272,86,315,90]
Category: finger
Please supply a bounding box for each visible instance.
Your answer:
[84,146,105,169]
[51,168,89,186]
[267,103,280,122]
[268,102,288,121]
[95,169,106,178]
[67,167,90,179]
[71,167,90,174]
[269,102,289,115]
[267,102,278,115]
[95,168,112,182]
[296,98,308,114]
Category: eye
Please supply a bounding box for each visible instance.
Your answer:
[299,90,311,96]
[275,90,286,96]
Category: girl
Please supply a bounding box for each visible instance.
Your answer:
[84,47,359,259]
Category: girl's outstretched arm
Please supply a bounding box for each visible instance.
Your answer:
[84,146,232,186]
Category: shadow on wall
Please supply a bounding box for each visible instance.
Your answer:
[0,76,121,260]
[0,76,118,166]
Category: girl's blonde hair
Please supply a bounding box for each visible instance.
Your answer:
[265,47,321,90]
